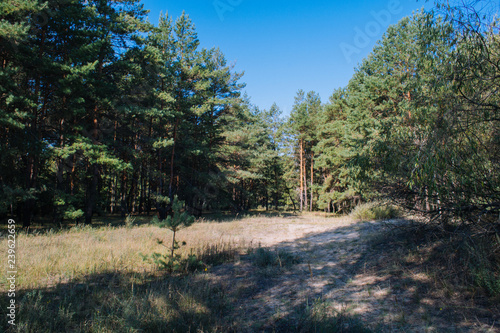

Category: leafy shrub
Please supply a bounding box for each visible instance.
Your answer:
[350,201,401,221]
[253,247,276,267]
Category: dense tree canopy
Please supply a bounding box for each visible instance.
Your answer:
[308,5,499,226]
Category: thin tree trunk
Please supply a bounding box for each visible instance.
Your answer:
[54,118,65,224]
[85,163,99,224]
[303,145,308,212]
[299,139,304,211]
[287,187,297,212]
[171,230,177,258]
[23,26,46,228]
[128,172,137,214]
[85,40,105,224]
[265,185,269,211]
[121,171,127,218]
[425,186,430,212]
[169,118,180,202]
[111,174,116,214]
[310,154,313,211]
[274,161,279,210]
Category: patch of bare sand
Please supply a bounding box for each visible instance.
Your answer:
[206,217,499,332]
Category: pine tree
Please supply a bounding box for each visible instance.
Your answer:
[288,90,321,211]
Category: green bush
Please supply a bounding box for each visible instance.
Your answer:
[350,201,401,221]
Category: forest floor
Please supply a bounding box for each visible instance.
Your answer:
[1,213,499,332]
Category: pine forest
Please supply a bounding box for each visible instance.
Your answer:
[1,0,499,331]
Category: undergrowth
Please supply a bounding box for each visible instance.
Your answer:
[1,273,230,333]
[140,241,239,274]
[371,220,500,300]
[460,232,500,297]
[350,201,401,221]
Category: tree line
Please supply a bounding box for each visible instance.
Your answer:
[1,0,498,228]
[286,2,499,227]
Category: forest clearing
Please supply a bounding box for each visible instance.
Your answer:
[1,211,499,332]
[1,0,499,331]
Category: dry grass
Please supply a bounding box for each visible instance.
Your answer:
[1,225,163,290]
[2,213,496,332]
[0,213,343,291]
[0,213,363,332]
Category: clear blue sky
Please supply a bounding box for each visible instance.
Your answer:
[140,0,430,115]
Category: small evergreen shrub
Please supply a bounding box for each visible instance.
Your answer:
[142,196,199,273]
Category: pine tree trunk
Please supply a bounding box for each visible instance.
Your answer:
[287,187,297,211]
[111,174,116,214]
[303,147,308,212]
[121,171,127,218]
[146,162,152,215]
[158,151,163,196]
[85,163,99,224]
[128,172,137,214]
[299,139,303,211]
[169,118,180,202]
[310,154,313,211]
[265,185,269,211]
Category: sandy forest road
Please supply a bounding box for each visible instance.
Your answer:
[200,215,499,332]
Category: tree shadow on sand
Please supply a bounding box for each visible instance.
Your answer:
[207,219,500,332]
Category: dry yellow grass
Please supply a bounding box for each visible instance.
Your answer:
[1,214,496,332]
[0,214,344,291]
[2,225,163,290]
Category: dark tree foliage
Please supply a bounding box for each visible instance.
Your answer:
[0,2,270,225]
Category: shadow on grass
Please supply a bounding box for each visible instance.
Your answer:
[1,271,232,332]
[1,270,366,332]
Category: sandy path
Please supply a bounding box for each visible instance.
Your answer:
[204,216,499,332]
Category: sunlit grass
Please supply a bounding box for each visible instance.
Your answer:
[0,213,344,291]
